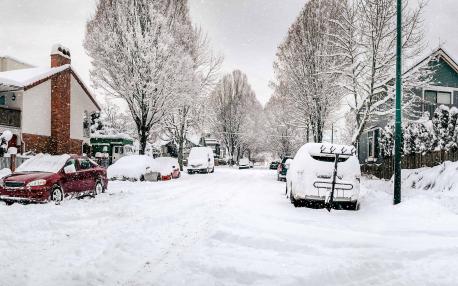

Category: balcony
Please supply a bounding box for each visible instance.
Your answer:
[0,106,21,128]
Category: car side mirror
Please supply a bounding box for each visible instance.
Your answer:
[64,165,76,174]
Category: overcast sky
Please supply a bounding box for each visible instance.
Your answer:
[1,0,457,105]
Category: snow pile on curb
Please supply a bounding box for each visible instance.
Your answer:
[0,168,11,179]
[403,161,458,192]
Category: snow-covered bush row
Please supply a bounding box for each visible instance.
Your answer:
[380,106,458,156]
[403,161,458,193]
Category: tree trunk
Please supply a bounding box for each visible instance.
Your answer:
[178,137,184,171]
[139,128,147,155]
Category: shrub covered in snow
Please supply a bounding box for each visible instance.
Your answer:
[380,105,458,157]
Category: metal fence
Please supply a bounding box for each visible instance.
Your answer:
[361,150,458,179]
[0,156,29,171]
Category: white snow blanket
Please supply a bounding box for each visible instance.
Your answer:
[0,168,11,179]
[107,155,169,180]
[1,167,458,285]
[16,154,70,173]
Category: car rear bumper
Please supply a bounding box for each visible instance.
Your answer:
[300,195,357,203]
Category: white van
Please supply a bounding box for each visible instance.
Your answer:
[286,143,361,210]
[187,147,215,174]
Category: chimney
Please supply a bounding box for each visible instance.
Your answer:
[50,44,72,155]
[51,44,71,67]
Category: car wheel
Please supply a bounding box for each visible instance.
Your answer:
[51,185,64,205]
[289,185,300,207]
[95,181,104,195]
[352,201,360,211]
[4,201,14,206]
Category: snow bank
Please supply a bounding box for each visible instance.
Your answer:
[16,154,70,173]
[107,155,170,180]
[0,168,11,179]
[403,161,458,193]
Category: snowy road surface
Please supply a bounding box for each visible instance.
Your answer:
[1,167,458,286]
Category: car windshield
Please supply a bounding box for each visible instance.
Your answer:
[16,154,71,173]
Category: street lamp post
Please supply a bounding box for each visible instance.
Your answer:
[394,0,402,205]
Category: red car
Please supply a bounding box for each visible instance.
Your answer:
[0,154,108,204]
[155,157,181,181]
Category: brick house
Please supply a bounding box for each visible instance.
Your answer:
[358,47,458,163]
[0,44,101,155]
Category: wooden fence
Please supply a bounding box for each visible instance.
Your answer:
[361,150,458,180]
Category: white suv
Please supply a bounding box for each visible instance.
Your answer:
[286,143,361,210]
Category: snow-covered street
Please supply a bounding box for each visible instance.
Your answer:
[1,167,457,286]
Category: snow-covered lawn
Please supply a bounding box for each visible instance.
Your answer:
[1,167,457,286]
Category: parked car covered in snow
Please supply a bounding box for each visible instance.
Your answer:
[0,154,107,204]
[107,155,169,181]
[286,143,361,210]
[187,147,215,174]
[155,157,181,180]
[238,158,251,169]
[277,157,293,181]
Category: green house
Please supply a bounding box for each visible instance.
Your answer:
[358,48,458,163]
[90,134,134,165]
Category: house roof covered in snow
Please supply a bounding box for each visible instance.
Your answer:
[0,65,101,110]
[403,47,458,78]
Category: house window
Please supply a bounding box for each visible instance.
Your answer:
[368,131,375,158]
[424,90,452,105]
[424,90,453,118]
[437,91,452,105]
[0,95,5,106]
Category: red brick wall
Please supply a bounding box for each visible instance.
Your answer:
[69,139,83,155]
[22,133,52,154]
[50,69,71,155]
[51,54,70,68]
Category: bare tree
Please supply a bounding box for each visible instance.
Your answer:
[161,26,223,170]
[209,70,260,164]
[331,0,430,144]
[85,0,194,154]
[273,0,344,143]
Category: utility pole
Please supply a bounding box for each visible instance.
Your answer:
[394,0,402,205]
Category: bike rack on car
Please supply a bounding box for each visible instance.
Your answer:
[317,145,356,212]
